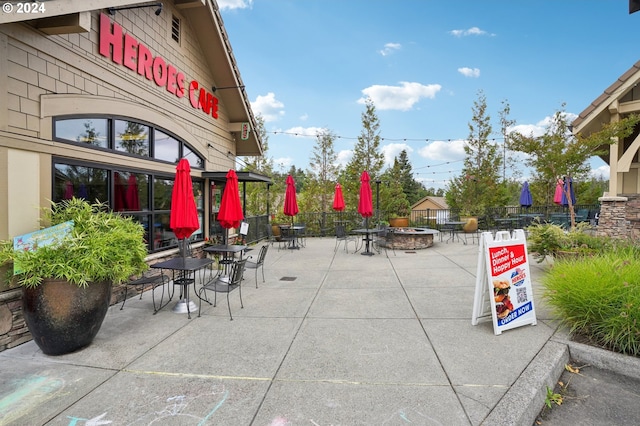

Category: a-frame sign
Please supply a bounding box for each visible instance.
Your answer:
[472,229,537,335]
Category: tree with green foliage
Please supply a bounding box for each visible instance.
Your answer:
[301,130,341,213]
[380,159,411,218]
[509,105,639,228]
[240,115,278,217]
[342,98,385,209]
[446,90,508,216]
[394,149,424,205]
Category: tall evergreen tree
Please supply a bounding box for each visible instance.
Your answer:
[446,90,507,215]
[343,98,385,209]
[302,130,340,213]
[395,149,423,205]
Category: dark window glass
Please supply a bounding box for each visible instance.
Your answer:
[114,120,150,157]
[54,163,108,203]
[155,130,180,163]
[154,177,174,210]
[154,212,174,248]
[184,145,204,168]
[53,116,204,167]
[113,171,149,212]
[55,118,108,148]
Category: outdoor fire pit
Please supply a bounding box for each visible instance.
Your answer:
[382,227,439,250]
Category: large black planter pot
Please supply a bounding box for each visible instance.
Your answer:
[22,279,112,356]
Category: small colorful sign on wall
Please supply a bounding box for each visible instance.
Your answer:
[240,122,250,140]
[12,221,74,274]
[472,229,537,335]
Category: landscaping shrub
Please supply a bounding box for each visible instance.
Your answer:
[543,246,640,357]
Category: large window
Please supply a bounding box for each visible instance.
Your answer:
[53,116,204,168]
[54,118,109,148]
[53,160,204,252]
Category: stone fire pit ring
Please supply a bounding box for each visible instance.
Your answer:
[382,227,439,250]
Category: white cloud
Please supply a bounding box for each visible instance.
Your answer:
[591,165,609,179]
[282,126,327,137]
[217,0,253,10]
[458,67,480,78]
[251,92,285,122]
[508,112,579,138]
[417,139,466,162]
[336,150,352,168]
[357,82,441,111]
[379,42,401,56]
[299,113,309,121]
[272,156,293,171]
[449,26,491,37]
[381,143,412,167]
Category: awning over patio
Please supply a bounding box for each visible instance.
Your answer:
[203,171,272,184]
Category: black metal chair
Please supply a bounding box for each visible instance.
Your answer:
[294,223,307,247]
[335,225,357,253]
[372,226,396,257]
[198,258,247,320]
[317,218,332,237]
[120,271,169,314]
[278,225,297,250]
[245,244,269,288]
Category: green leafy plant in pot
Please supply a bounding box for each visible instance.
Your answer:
[0,198,148,355]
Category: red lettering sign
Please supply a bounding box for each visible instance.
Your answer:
[99,13,217,118]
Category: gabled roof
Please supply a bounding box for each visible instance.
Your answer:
[411,196,448,210]
[572,59,640,136]
[0,0,263,157]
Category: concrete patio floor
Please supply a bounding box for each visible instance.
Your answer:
[0,235,633,425]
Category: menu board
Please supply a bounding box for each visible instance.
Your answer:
[472,229,537,335]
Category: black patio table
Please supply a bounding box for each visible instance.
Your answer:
[279,224,305,249]
[151,256,213,319]
[203,244,247,279]
[352,228,382,256]
[442,221,466,243]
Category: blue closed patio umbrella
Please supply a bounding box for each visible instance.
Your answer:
[561,177,576,206]
[519,181,533,208]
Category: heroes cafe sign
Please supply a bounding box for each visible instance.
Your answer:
[99,13,219,119]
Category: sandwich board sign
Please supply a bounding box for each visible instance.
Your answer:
[472,229,537,335]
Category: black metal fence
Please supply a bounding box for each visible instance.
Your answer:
[237,204,600,242]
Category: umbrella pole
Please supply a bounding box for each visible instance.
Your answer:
[362,217,374,256]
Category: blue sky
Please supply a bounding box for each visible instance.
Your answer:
[218,0,640,189]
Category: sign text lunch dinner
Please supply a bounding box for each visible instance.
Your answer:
[99,13,219,119]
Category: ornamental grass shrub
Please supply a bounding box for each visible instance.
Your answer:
[527,222,614,263]
[543,245,640,357]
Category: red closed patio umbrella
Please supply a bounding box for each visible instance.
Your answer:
[125,174,140,211]
[553,178,564,205]
[217,169,244,244]
[358,171,374,255]
[284,174,299,222]
[358,171,373,219]
[63,180,74,200]
[170,158,199,257]
[283,175,300,249]
[332,183,345,212]
[114,172,127,212]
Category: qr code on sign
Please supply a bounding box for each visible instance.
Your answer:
[516,287,528,304]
